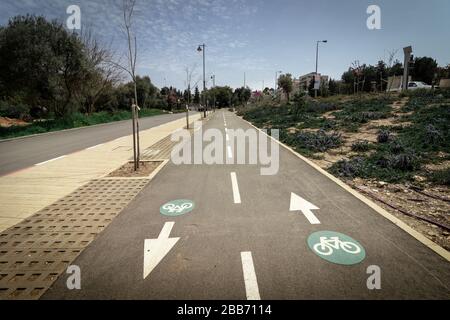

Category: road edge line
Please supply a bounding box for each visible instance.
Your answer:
[241,116,450,262]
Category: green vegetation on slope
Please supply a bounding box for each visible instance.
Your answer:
[0,109,163,140]
[240,90,450,185]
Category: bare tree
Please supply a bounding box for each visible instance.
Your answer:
[351,60,365,98]
[108,0,141,170]
[184,64,198,105]
[384,49,399,97]
[80,27,122,114]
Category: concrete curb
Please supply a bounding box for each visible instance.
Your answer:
[240,115,450,262]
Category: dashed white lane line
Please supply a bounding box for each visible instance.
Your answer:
[86,143,104,150]
[230,172,241,204]
[226,133,230,141]
[227,146,233,159]
[35,155,67,166]
[241,252,261,300]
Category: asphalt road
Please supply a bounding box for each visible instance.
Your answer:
[0,112,188,176]
[43,111,450,299]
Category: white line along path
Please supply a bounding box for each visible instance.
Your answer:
[241,252,261,300]
[35,155,67,166]
[86,143,104,150]
[230,172,241,204]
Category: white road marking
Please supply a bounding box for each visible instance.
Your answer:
[230,172,241,204]
[86,143,104,150]
[289,192,321,224]
[143,222,180,279]
[35,156,67,166]
[226,134,230,142]
[241,252,261,300]
[227,146,233,159]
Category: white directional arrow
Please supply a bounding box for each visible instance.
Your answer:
[289,192,321,225]
[143,222,180,279]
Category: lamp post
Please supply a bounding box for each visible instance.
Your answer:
[197,44,206,118]
[211,75,216,112]
[315,40,327,98]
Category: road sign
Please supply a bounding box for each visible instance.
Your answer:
[314,74,321,90]
[307,231,366,265]
[160,199,195,216]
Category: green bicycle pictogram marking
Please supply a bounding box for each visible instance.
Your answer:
[307,231,366,265]
[160,199,195,217]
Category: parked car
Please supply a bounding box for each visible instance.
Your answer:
[408,81,432,90]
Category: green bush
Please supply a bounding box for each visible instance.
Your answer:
[330,157,366,178]
[377,129,391,143]
[429,168,450,186]
[292,130,342,153]
[424,124,444,146]
[0,109,163,140]
[389,152,420,171]
[0,100,30,119]
[351,140,371,152]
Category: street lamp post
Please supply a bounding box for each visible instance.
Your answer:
[197,44,206,118]
[315,40,327,98]
[211,75,216,112]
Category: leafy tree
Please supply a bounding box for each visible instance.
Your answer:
[263,87,271,95]
[278,74,293,101]
[207,86,233,108]
[233,87,251,106]
[376,60,388,91]
[411,57,438,85]
[388,61,403,77]
[328,79,338,95]
[0,15,89,118]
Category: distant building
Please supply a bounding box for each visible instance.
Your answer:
[278,72,329,100]
[298,72,329,93]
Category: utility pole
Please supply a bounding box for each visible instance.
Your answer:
[315,40,328,98]
[244,72,246,88]
[197,44,207,118]
[211,75,216,112]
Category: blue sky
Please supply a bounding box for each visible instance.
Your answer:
[1,0,449,90]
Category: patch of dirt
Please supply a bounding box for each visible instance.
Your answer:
[312,154,347,169]
[107,161,163,177]
[425,160,450,172]
[0,117,29,128]
[323,110,340,119]
[347,178,450,251]
[287,127,299,134]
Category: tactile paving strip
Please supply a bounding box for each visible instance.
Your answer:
[140,123,198,161]
[140,135,177,160]
[0,178,150,300]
